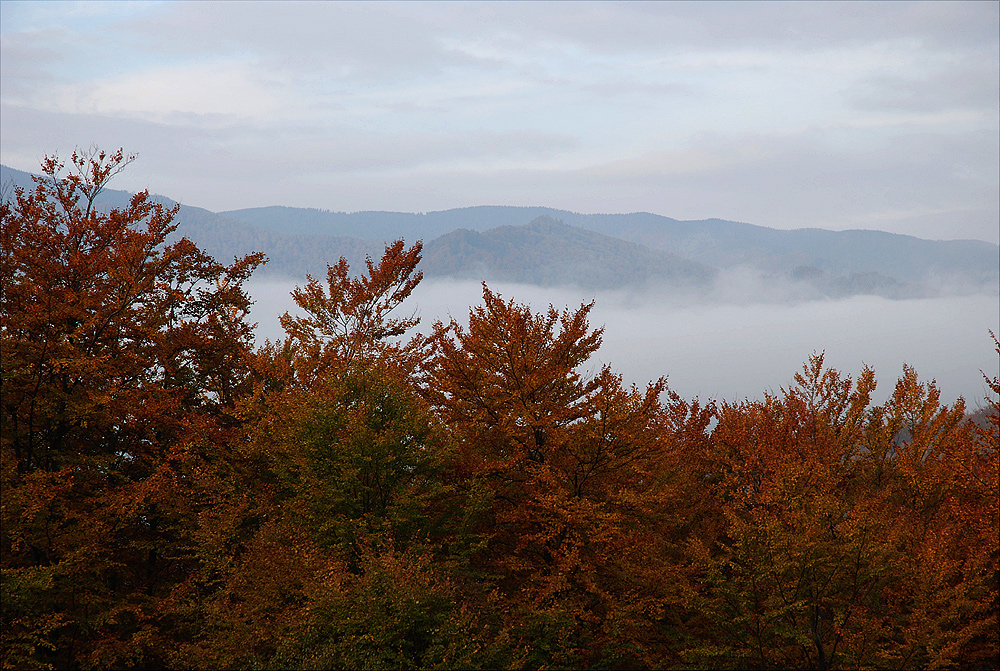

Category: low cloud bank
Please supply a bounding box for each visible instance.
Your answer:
[246,275,999,407]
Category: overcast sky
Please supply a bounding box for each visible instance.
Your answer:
[2,1,997,242]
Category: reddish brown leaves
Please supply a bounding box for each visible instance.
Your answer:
[1,150,264,669]
[279,239,423,373]
[4,147,997,670]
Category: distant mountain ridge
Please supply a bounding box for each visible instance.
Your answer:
[422,216,715,289]
[4,164,997,296]
[0,165,382,277]
[220,204,998,288]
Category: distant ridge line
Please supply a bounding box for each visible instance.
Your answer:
[3,164,997,294]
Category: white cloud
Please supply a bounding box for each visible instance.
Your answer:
[0,1,166,34]
[27,60,284,120]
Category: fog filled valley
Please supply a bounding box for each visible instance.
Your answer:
[5,155,1000,407]
[6,160,999,408]
[249,276,999,408]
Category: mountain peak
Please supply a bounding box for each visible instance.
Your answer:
[523,215,568,231]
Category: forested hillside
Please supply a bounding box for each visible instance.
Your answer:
[220,203,999,289]
[421,216,714,289]
[4,164,997,295]
[3,152,998,670]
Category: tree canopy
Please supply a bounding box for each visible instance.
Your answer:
[2,150,997,670]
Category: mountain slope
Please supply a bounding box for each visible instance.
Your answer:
[422,216,715,289]
[5,165,996,293]
[1,165,380,278]
[219,204,999,288]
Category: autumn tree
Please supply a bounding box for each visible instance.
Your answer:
[680,352,999,670]
[1,148,264,669]
[278,238,424,379]
[682,357,886,669]
[5,147,995,671]
[424,284,705,668]
[864,360,998,668]
[174,240,457,668]
[249,239,436,555]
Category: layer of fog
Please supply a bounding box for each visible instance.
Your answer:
[246,271,999,408]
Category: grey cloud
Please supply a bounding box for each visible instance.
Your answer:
[402,1,998,55]
[576,129,999,242]
[106,1,998,94]
[116,2,479,83]
[328,127,999,242]
[3,2,995,242]
[59,114,996,244]
[0,104,298,206]
[582,80,696,100]
[222,128,997,244]
[640,1,1000,51]
[850,62,1000,112]
[0,102,579,210]
[0,30,68,99]
[230,129,580,179]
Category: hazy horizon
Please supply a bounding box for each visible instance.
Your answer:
[3,157,999,245]
[2,1,997,243]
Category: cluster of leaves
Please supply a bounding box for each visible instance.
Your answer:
[2,151,997,670]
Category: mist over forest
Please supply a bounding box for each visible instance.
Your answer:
[248,276,999,408]
[3,161,996,407]
[215,188,998,409]
[8,150,996,669]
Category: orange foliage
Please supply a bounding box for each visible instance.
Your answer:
[680,353,998,670]
[279,239,424,379]
[424,285,712,667]
[3,148,996,670]
[1,149,264,669]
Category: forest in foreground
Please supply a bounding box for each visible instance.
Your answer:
[2,151,998,670]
